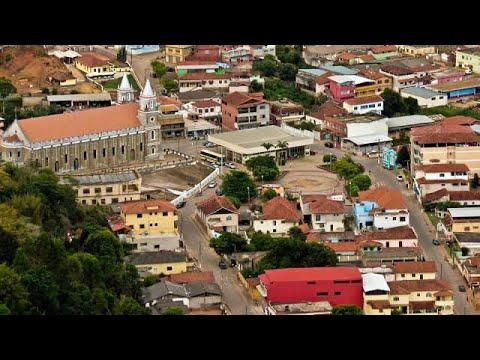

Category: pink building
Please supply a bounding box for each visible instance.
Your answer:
[328,75,375,102]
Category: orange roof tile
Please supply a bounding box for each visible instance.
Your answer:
[308,100,347,121]
[223,92,264,107]
[370,45,397,54]
[358,187,407,210]
[422,188,449,204]
[393,261,437,273]
[449,191,480,201]
[415,177,467,185]
[192,100,220,108]
[344,95,384,106]
[309,196,344,214]
[441,116,478,126]
[262,197,299,221]
[389,279,452,295]
[315,71,335,85]
[324,242,358,253]
[338,52,356,61]
[298,223,311,234]
[119,199,177,215]
[163,271,215,284]
[415,163,470,173]
[359,70,386,80]
[18,103,141,143]
[76,53,110,68]
[367,300,391,309]
[196,196,238,215]
[360,55,376,61]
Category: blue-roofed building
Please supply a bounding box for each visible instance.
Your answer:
[319,65,359,75]
[425,78,480,99]
[400,87,448,108]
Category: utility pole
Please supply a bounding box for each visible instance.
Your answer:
[198,240,202,269]
[247,186,250,204]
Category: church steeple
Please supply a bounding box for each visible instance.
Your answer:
[139,79,157,111]
[117,74,134,104]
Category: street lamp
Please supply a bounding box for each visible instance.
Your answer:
[247,186,250,204]
[261,175,264,186]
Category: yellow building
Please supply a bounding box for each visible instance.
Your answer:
[397,45,436,57]
[119,199,178,236]
[71,171,142,205]
[165,45,193,64]
[125,251,188,275]
[75,53,112,75]
[392,261,437,281]
[444,207,480,233]
[358,70,393,95]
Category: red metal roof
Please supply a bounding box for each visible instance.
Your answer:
[260,267,361,284]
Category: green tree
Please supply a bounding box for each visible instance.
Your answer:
[276,141,289,150]
[288,226,306,241]
[396,146,410,168]
[381,88,406,117]
[0,226,19,265]
[163,306,185,315]
[41,87,50,94]
[261,142,274,151]
[471,173,480,189]
[84,230,124,264]
[278,63,298,81]
[143,274,161,287]
[331,157,362,179]
[161,78,178,93]
[262,189,278,201]
[221,170,257,203]
[226,195,241,209]
[252,57,278,77]
[348,184,360,197]
[0,77,16,98]
[9,194,43,225]
[21,266,60,315]
[404,97,420,115]
[151,60,167,78]
[461,247,470,256]
[117,46,127,63]
[246,155,279,181]
[253,167,279,182]
[0,264,30,314]
[249,80,263,92]
[331,305,363,315]
[210,232,248,256]
[350,174,372,191]
[323,154,336,163]
[0,304,11,315]
[298,121,316,131]
[113,295,150,315]
[250,231,275,251]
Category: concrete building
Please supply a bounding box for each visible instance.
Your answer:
[353,187,409,230]
[328,75,375,102]
[165,45,194,65]
[355,226,418,249]
[453,232,480,256]
[400,87,448,108]
[175,61,222,76]
[1,79,164,173]
[75,53,113,78]
[444,207,480,233]
[195,196,239,234]
[296,68,329,94]
[125,251,189,276]
[184,118,218,139]
[397,45,437,57]
[253,197,300,235]
[207,125,313,164]
[343,95,384,115]
[269,99,305,126]
[410,123,480,176]
[300,194,345,232]
[178,73,231,92]
[183,100,222,121]
[358,69,393,95]
[221,92,270,130]
[47,93,112,109]
[456,47,480,73]
[379,65,424,92]
[71,171,141,205]
[461,256,480,288]
[392,261,437,281]
[425,77,480,98]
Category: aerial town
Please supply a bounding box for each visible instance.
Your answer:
[1,44,480,315]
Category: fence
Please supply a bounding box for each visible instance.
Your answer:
[281,123,320,140]
[170,167,220,206]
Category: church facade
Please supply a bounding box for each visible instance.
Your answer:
[0,76,178,173]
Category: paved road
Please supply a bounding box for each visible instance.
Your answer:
[310,141,479,315]
[177,173,263,315]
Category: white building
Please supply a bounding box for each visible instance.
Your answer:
[178,73,232,93]
[355,226,419,249]
[253,197,300,235]
[400,87,448,108]
[300,194,345,232]
[183,99,222,120]
[343,95,384,115]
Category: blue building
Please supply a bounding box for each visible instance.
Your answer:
[426,78,480,98]
[352,200,377,230]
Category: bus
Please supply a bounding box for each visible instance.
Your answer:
[199,149,226,164]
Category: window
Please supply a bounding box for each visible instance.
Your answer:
[102,148,106,157]
[417,293,420,297]
[121,145,125,155]
[377,103,381,107]
[94,187,101,194]
[260,221,264,224]
[92,199,97,205]
[150,223,153,227]
[154,223,158,226]
[9,152,11,157]
[151,147,156,154]
[226,216,232,221]
[150,117,155,123]
[378,80,383,84]
[167,266,173,271]
[64,154,68,163]
[93,149,97,159]
[163,212,168,216]
[465,226,471,231]
[140,142,143,151]
[439,173,445,177]
[441,184,445,187]
[259,105,265,109]
[307,281,316,285]
[112,147,115,156]
[272,229,277,233]
[45,157,49,166]
[401,274,405,278]
[140,243,147,246]
[400,217,406,222]
[151,130,155,140]
[273,220,277,225]
[393,297,399,301]
[261,114,266,119]
[106,187,113,193]
[412,273,416,277]
[101,199,106,205]
[140,224,145,229]
[439,96,444,99]
[426,293,432,298]
[83,151,87,160]
[83,188,90,194]
[316,215,321,222]
[474,226,479,230]
[17,151,21,158]
[334,291,341,295]
[112,198,118,204]
[137,214,143,218]
[368,104,375,108]
[393,217,397,220]
[317,292,328,296]
[334,280,350,284]
[281,220,285,224]
[354,106,358,110]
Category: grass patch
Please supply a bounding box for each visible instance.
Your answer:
[101,74,140,91]
[427,212,440,228]
[420,105,480,120]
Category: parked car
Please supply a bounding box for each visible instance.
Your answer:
[208,181,217,188]
[175,201,186,209]
[396,175,404,182]
[203,141,210,146]
[204,142,216,148]
[325,142,334,148]
[225,162,236,169]
[458,284,467,292]
[218,260,228,270]
[211,163,219,169]
[215,188,223,195]
[432,239,440,246]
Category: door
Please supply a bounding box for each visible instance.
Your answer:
[330,224,334,231]
[73,158,79,170]
[130,149,135,161]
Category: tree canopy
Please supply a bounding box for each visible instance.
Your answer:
[262,189,278,201]
[246,155,279,181]
[210,232,248,256]
[151,60,167,78]
[331,305,363,315]
[221,170,257,203]
[381,89,420,117]
[0,77,16,98]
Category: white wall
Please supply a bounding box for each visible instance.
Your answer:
[253,219,298,235]
[373,212,410,229]
[415,170,469,181]
[311,213,345,232]
[346,120,388,138]
[400,93,448,108]
[375,239,418,248]
[343,101,384,115]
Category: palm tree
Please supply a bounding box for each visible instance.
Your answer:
[276,141,289,164]
[261,142,274,151]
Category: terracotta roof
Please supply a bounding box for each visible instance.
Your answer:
[449,191,480,201]
[308,100,347,121]
[411,123,480,144]
[298,223,311,234]
[76,53,109,68]
[17,103,141,143]
[442,214,453,226]
[261,197,299,221]
[441,116,478,126]
[422,188,449,204]
[415,132,480,144]
[393,261,437,273]
[415,163,470,173]
[344,95,384,106]
[409,65,438,73]
[370,45,397,54]
[358,187,407,210]
[388,279,452,294]
[315,71,335,85]
[434,290,453,297]
[192,100,220,108]
[367,300,391,310]
[119,199,177,215]
[415,177,467,185]
[380,65,413,76]
[194,45,221,51]
[359,70,386,80]
[358,240,383,248]
[357,225,417,241]
[309,196,344,214]
[3,134,22,143]
[324,242,358,253]
[359,55,376,61]
[196,196,238,215]
[338,52,356,61]
[306,231,356,243]
[223,92,264,107]
[411,123,472,136]
[259,267,361,284]
[157,96,181,107]
[163,271,215,284]
[179,73,231,81]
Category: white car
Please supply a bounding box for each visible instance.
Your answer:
[208,181,217,188]
[226,162,236,169]
[396,175,404,182]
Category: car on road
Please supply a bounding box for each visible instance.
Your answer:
[204,142,216,148]
[325,142,334,148]
[215,188,223,195]
[175,201,186,209]
[432,239,440,245]
[218,260,228,269]
[396,175,404,182]
[458,284,467,292]
[225,162,236,169]
[208,181,217,188]
[211,163,219,169]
